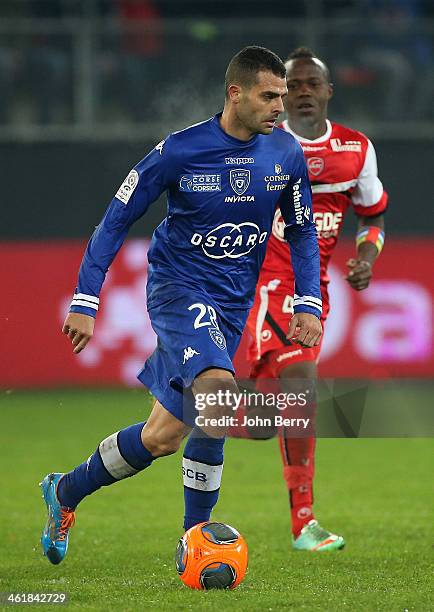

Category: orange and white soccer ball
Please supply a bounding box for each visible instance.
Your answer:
[175,522,248,590]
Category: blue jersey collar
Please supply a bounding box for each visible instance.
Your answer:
[210,113,259,147]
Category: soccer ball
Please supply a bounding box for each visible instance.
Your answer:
[175,521,248,590]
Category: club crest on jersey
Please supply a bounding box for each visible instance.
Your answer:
[230,169,250,195]
[275,163,282,174]
[308,157,324,176]
[209,328,226,350]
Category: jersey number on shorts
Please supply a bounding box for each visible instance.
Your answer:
[282,295,294,314]
[188,303,219,329]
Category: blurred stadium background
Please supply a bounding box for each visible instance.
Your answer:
[1,0,433,387]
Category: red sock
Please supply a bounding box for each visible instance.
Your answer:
[278,434,316,537]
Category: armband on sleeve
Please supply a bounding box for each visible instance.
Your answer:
[356,226,385,254]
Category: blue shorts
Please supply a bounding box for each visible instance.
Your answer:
[138,289,246,425]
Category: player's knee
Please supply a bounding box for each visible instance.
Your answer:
[195,367,235,383]
[193,368,239,401]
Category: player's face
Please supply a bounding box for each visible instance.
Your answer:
[237,71,287,136]
[285,60,332,126]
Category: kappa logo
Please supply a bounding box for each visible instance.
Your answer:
[155,140,165,155]
[225,157,254,165]
[191,222,267,259]
[115,169,139,205]
[209,328,226,350]
[230,169,250,195]
[179,174,221,192]
[183,346,199,364]
[308,157,324,176]
[275,163,282,174]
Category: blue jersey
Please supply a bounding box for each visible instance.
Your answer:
[69,114,322,329]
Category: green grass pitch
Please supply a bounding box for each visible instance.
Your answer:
[1,388,433,611]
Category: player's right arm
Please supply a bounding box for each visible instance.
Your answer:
[63,137,178,353]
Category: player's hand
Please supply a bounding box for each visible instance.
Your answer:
[62,312,95,354]
[345,258,373,291]
[287,313,322,348]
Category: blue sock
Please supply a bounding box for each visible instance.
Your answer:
[183,429,225,530]
[57,422,155,509]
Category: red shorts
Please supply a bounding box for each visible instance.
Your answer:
[246,274,327,378]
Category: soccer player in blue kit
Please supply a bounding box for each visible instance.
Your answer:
[40,46,323,565]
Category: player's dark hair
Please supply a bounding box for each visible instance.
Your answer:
[225,46,286,97]
[286,47,331,82]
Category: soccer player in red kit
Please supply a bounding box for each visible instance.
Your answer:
[233,48,388,551]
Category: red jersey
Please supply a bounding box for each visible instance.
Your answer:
[246,119,388,369]
[263,119,388,315]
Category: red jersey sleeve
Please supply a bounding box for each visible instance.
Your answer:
[351,139,388,217]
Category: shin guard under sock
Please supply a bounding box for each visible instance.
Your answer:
[183,429,225,531]
[57,422,155,509]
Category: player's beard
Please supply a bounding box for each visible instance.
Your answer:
[237,103,270,137]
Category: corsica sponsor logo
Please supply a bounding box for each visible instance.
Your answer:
[191,222,267,259]
[264,172,291,192]
[179,174,221,192]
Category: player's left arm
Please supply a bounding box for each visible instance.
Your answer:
[280,143,322,348]
[346,212,385,290]
[346,138,388,291]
